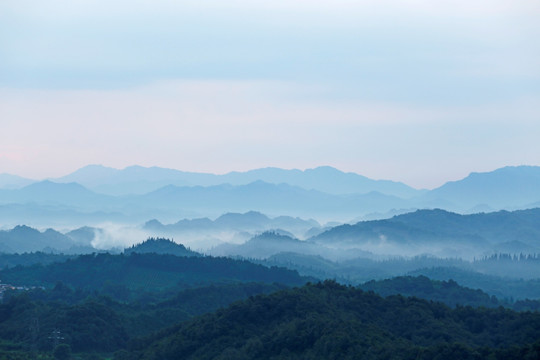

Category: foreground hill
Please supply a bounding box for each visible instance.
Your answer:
[2,267,540,357]
[133,281,540,360]
[0,282,288,354]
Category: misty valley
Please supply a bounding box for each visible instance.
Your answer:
[1,165,540,359]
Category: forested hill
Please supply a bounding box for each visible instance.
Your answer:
[124,238,201,257]
[0,282,288,354]
[312,208,540,255]
[133,281,540,360]
[0,252,308,292]
[360,276,500,308]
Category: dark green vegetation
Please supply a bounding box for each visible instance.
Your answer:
[0,252,73,269]
[408,266,540,302]
[260,252,540,299]
[0,282,287,356]
[0,252,307,300]
[0,248,307,358]
[0,251,539,359]
[133,281,540,360]
[361,276,500,308]
[358,275,540,311]
[1,235,540,359]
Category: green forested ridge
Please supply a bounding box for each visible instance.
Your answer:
[260,252,540,299]
[0,252,74,269]
[0,282,287,355]
[0,252,308,295]
[408,266,540,300]
[1,252,540,359]
[133,281,540,360]
[360,276,501,308]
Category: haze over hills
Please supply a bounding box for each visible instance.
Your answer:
[0,164,540,227]
[145,211,320,243]
[0,180,113,208]
[51,164,421,198]
[0,180,410,225]
[0,173,35,189]
[313,208,540,258]
[0,225,78,254]
[423,165,540,210]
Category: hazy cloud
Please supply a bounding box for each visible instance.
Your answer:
[1,0,539,187]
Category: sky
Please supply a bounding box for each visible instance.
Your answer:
[1,0,539,189]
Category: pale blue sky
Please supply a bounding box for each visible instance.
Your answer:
[1,0,539,188]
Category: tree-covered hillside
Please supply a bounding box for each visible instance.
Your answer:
[313,208,540,256]
[0,252,308,297]
[124,238,201,257]
[0,282,288,355]
[133,281,540,360]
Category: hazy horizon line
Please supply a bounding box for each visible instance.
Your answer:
[2,162,537,191]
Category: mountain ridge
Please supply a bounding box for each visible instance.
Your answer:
[50,164,421,198]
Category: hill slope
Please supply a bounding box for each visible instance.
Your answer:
[312,208,540,257]
[424,165,540,210]
[133,281,540,360]
[124,238,201,257]
[0,252,308,291]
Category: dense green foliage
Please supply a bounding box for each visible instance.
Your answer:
[0,252,73,269]
[409,266,540,300]
[0,252,307,297]
[359,275,540,311]
[2,250,540,359]
[360,276,500,308]
[0,282,286,355]
[133,281,540,360]
[261,252,540,299]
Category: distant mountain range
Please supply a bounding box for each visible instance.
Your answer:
[209,231,372,261]
[145,211,319,240]
[50,164,420,198]
[0,165,539,225]
[4,207,539,258]
[424,165,540,209]
[0,179,412,224]
[0,173,35,189]
[0,225,84,254]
